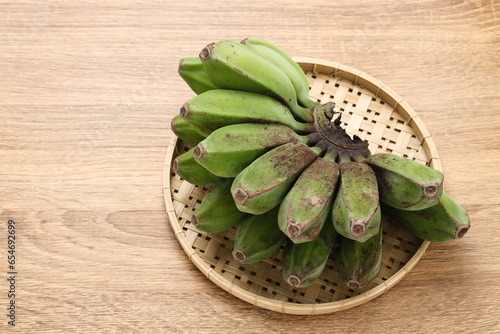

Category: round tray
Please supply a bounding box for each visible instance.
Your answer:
[163,57,439,315]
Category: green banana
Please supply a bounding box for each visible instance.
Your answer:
[172,147,231,188]
[241,38,318,109]
[171,115,206,147]
[336,223,383,290]
[231,141,322,215]
[281,218,338,288]
[199,40,314,123]
[191,183,248,234]
[382,193,470,242]
[232,207,286,264]
[364,152,444,211]
[180,89,314,137]
[193,123,321,178]
[278,148,340,243]
[178,56,217,94]
[332,161,381,242]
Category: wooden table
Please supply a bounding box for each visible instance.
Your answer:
[1,1,499,333]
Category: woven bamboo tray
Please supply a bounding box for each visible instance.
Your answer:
[163,57,440,315]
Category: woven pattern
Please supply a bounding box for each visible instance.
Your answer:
[164,58,438,314]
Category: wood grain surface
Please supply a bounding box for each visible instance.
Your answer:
[1,0,499,333]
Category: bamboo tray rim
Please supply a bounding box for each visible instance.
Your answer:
[163,57,435,315]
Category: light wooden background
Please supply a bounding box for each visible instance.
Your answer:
[1,1,499,333]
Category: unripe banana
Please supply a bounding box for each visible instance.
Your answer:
[278,148,340,243]
[199,40,314,123]
[364,152,444,211]
[194,123,321,178]
[241,38,319,109]
[231,141,322,215]
[336,224,383,290]
[332,161,381,242]
[232,207,286,264]
[281,219,338,288]
[178,57,217,94]
[191,183,248,234]
[171,115,206,147]
[382,193,470,242]
[172,147,231,188]
[180,89,314,137]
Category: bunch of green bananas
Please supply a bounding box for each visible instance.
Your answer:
[172,38,471,290]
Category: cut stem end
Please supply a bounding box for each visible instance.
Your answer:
[191,214,199,227]
[424,184,439,198]
[199,44,213,60]
[179,105,188,118]
[456,226,469,238]
[350,219,366,238]
[234,188,249,205]
[172,159,179,172]
[193,145,205,160]
[287,275,302,287]
[233,250,246,262]
[286,223,302,239]
[347,280,362,290]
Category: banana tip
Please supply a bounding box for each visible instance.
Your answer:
[287,275,302,287]
[191,214,199,227]
[424,184,440,198]
[457,226,469,238]
[286,223,302,239]
[234,188,249,205]
[350,219,366,238]
[233,250,246,262]
[199,43,214,60]
[193,145,205,160]
[179,105,188,118]
[172,159,179,172]
[347,280,362,290]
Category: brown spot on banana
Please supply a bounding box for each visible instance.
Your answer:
[308,195,321,206]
